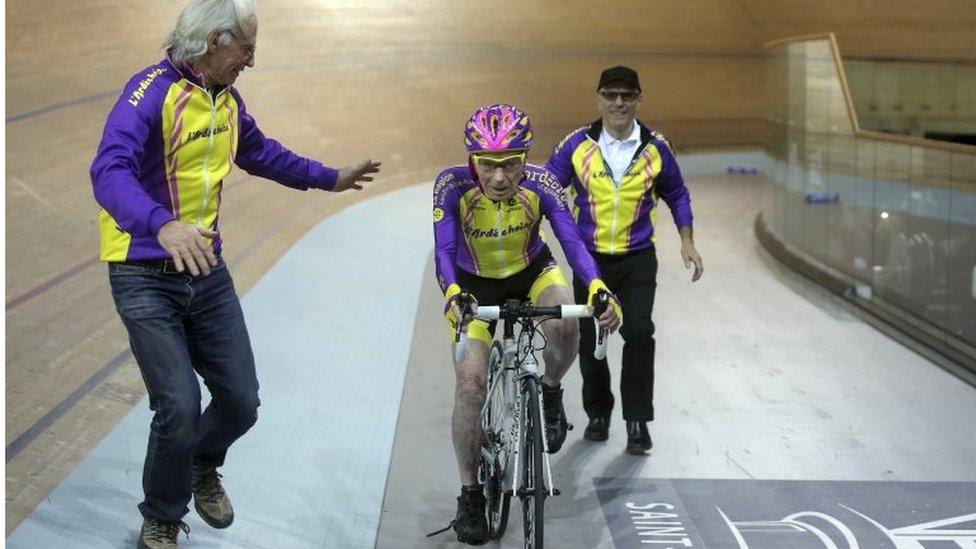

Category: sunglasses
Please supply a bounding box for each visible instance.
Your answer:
[599,90,640,102]
[471,151,527,171]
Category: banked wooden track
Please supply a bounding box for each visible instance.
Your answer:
[6,0,974,533]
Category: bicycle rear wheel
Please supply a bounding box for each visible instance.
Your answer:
[481,341,511,539]
[520,377,545,548]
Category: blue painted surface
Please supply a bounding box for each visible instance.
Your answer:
[7,183,433,548]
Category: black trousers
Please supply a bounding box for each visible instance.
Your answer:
[574,247,658,422]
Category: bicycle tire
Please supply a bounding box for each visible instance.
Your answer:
[520,377,545,548]
[482,341,511,539]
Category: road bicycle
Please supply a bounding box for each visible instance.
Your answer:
[456,292,609,548]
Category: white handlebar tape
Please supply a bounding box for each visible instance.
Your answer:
[594,320,608,360]
[473,306,501,320]
[559,305,591,318]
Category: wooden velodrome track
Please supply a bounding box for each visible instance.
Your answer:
[6,0,976,534]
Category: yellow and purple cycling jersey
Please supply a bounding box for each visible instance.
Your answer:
[90,56,339,262]
[545,120,693,255]
[432,164,602,297]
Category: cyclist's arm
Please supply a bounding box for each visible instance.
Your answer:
[538,173,621,327]
[433,171,463,301]
[537,173,600,287]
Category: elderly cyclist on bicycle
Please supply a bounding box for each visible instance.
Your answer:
[432,103,621,544]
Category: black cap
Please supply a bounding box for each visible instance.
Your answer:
[597,65,641,92]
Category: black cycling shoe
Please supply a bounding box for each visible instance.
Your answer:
[452,485,489,545]
[542,383,569,453]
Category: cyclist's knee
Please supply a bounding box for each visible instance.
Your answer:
[533,280,572,309]
[546,317,578,348]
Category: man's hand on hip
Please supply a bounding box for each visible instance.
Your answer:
[334,159,382,192]
[157,220,219,277]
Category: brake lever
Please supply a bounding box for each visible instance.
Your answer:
[593,290,610,360]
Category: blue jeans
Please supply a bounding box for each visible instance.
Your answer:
[109,259,260,522]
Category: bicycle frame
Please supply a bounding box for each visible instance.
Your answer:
[465,295,609,547]
[481,315,557,499]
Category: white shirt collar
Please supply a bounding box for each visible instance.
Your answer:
[600,120,640,146]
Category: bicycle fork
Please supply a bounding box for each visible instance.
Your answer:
[518,353,559,498]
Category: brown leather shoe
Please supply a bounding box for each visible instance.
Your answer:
[137,517,188,549]
[192,468,234,529]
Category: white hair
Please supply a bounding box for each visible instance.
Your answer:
[164,0,257,66]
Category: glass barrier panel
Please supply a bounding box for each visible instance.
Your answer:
[903,147,952,331]
[948,153,976,347]
[871,140,913,304]
[764,35,976,366]
[853,138,877,284]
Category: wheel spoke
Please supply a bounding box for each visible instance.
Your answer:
[481,342,511,539]
[520,378,545,548]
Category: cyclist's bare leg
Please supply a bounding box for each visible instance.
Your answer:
[452,338,489,485]
[535,284,580,388]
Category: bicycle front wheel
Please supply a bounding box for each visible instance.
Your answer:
[520,377,545,549]
[482,341,511,539]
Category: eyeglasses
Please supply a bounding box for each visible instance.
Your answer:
[225,30,256,62]
[240,42,256,62]
[599,90,640,102]
[471,151,527,172]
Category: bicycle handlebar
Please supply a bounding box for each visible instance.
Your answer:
[471,293,609,360]
[471,304,590,321]
[453,291,612,362]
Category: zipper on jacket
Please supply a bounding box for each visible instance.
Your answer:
[607,143,650,254]
[600,156,621,254]
[609,183,620,254]
[496,202,506,276]
[198,93,221,227]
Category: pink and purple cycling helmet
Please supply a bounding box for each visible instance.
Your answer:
[463,103,533,153]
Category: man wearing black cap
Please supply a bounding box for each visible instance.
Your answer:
[546,65,703,454]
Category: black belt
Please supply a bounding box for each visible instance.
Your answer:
[112,255,222,275]
[137,258,184,274]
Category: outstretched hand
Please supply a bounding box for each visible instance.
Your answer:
[334,159,381,192]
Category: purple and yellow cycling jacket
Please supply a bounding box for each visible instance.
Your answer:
[90,56,339,262]
[433,164,601,295]
[545,120,693,255]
